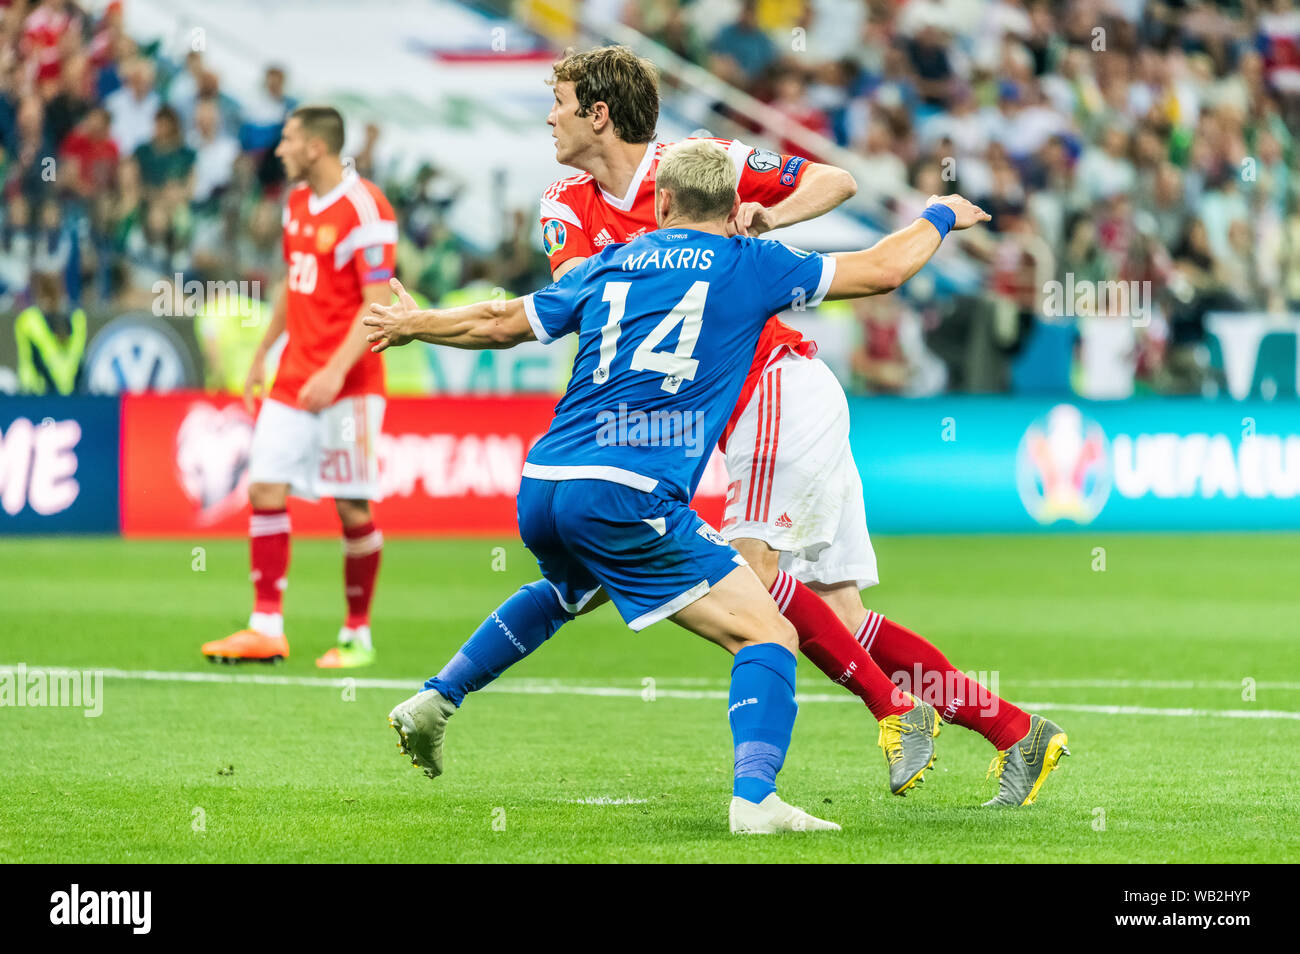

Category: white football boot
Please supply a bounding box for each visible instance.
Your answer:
[729,792,841,834]
[388,689,457,778]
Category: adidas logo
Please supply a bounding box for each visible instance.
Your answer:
[593,228,614,247]
[774,512,793,528]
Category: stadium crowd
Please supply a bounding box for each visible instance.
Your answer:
[3,0,1299,399]
[613,0,1300,396]
[0,1,547,352]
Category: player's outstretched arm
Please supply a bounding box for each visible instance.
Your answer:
[364,278,536,352]
[824,194,990,300]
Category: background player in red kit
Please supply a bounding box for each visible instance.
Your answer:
[201,106,397,670]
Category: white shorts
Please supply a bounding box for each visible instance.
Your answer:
[721,355,878,589]
[248,395,385,501]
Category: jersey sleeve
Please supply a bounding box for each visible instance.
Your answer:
[751,239,837,316]
[539,192,595,274]
[521,257,593,344]
[345,187,398,286]
[725,138,811,207]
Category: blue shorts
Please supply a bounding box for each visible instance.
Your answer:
[516,477,746,631]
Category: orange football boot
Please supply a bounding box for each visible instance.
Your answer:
[201,629,289,663]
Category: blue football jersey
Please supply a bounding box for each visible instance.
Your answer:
[521,228,835,501]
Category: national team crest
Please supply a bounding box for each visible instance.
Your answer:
[316,224,337,253]
[542,219,567,256]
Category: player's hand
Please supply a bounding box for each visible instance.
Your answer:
[297,364,344,414]
[363,277,418,353]
[925,194,991,230]
[725,201,777,238]
[243,357,266,416]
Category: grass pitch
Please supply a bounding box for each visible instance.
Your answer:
[1,533,1297,863]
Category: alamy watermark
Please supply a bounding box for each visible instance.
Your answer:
[0,664,103,717]
[595,404,708,458]
[889,664,1001,719]
[1042,274,1153,327]
[152,273,263,326]
[50,884,150,933]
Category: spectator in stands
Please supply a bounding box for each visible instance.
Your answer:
[22,0,83,89]
[351,121,382,181]
[8,94,53,202]
[851,295,948,396]
[121,197,188,306]
[1075,126,1136,206]
[0,192,33,309]
[0,0,1290,400]
[87,0,126,96]
[45,52,93,148]
[1141,161,1189,251]
[852,296,911,393]
[904,24,954,109]
[31,197,71,291]
[105,57,158,156]
[857,117,908,198]
[59,105,117,200]
[132,104,194,196]
[239,64,293,152]
[166,49,205,131]
[189,97,237,206]
[769,67,832,158]
[711,0,777,87]
[644,3,705,66]
[232,197,282,289]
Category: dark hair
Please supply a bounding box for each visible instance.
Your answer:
[549,45,658,144]
[291,105,345,155]
[154,104,182,138]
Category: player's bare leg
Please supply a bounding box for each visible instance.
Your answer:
[667,562,796,656]
[809,578,1068,805]
[731,538,940,796]
[202,481,292,663]
[669,566,840,833]
[317,497,381,669]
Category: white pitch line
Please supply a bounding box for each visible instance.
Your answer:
[1010,678,1300,691]
[1014,701,1300,721]
[634,677,1300,692]
[563,796,649,805]
[2,665,1299,721]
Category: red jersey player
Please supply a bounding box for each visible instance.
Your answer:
[532,49,1066,805]
[364,49,1066,811]
[201,106,396,670]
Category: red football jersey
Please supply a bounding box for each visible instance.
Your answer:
[539,138,818,449]
[273,172,397,407]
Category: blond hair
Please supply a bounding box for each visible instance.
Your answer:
[655,140,738,222]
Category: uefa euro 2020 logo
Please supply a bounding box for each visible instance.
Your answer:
[1016,404,1112,525]
[541,219,567,257]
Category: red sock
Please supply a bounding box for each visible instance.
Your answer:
[343,521,383,628]
[857,612,1031,751]
[249,508,290,614]
[769,571,910,720]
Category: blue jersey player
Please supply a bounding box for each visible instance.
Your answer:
[367,141,989,832]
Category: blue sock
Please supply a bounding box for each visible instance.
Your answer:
[425,581,573,706]
[728,643,798,804]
